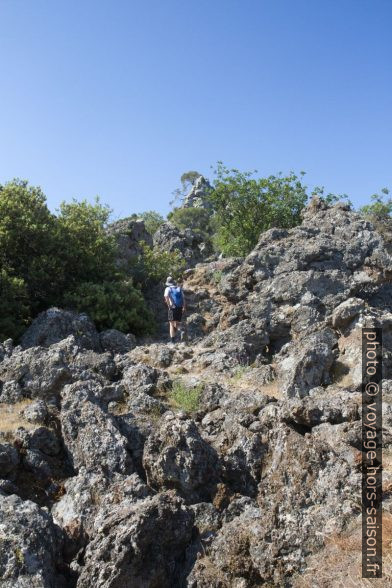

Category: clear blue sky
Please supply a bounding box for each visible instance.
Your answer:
[1,0,391,219]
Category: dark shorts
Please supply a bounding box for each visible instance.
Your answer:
[168,307,183,322]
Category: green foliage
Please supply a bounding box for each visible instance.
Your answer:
[0,179,156,340]
[180,171,201,187]
[0,179,60,311]
[171,170,202,206]
[130,242,186,290]
[207,163,309,256]
[63,279,155,335]
[359,189,392,220]
[167,207,213,241]
[168,380,203,413]
[211,270,223,285]
[0,270,30,341]
[359,189,392,246]
[57,197,118,288]
[126,211,164,236]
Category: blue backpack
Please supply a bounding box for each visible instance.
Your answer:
[169,286,184,308]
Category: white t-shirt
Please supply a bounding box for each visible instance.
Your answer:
[164,286,184,308]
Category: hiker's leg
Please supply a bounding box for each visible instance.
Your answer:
[169,321,176,338]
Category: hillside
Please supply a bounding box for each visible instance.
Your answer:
[0,197,391,586]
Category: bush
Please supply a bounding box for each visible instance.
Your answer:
[0,270,30,341]
[130,242,186,290]
[57,197,118,288]
[0,180,157,340]
[138,211,165,235]
[63,279,155,335]
[207,163,309,256]
[359,190,392,246]
[167,207,213,242]
[168,380,203,413]
[0,179,60,312]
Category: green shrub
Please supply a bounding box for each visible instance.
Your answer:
[63,279,155,335]
[167,207,213,242]
[168,380,203,413]
[56,196,118,288]
[130,242,186,290]
[139,211,165,235]
[0,179,60,312]
[0,270,30,341]
[207,163,309,257]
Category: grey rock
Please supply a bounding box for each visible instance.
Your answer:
[0,346,70,400]
[0,442,19,477]
[143,417,221,502]
[21,399,48,424]
[153,222,208,266]
[331,296,365,329]
[0,493,65,587]
[77,491,194,588]
[21,307,100,350]
[60,380,133,476]
[107,217,153,269]
[99,329,136,354]
[279,328,338,398]
[182,175,212,209]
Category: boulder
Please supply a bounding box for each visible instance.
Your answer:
[143,414,221,502]
[77,491,194,588]
[0,493,66,587]
[60,380,133,475]
[20,307,100,350]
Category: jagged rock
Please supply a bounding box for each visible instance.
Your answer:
[20,307,100,350]
[0,442,19,477]
[107,218,153,269]
[278,328,338,397]
[21,399,48,424]
[143,415,221,502]
[60,380,133,475]
[331,296,365,329]
[0,199,391,586]
[0,379,24,403]
[77,491,194,587]
[99,329,137,354]
[280,388,360,428]
[0,493,66,587]
[0,346,71,400]
[182,175,212,209]
[153,222,208,266]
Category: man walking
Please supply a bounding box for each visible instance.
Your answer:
[164,276,186,344]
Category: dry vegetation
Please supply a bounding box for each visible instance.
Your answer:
[0,399,35,440]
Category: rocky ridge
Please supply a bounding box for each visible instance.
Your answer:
[0,198,391,587]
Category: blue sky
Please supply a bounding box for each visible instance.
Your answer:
[0,0,391,219]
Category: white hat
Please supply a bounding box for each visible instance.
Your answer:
[165,276,176,286]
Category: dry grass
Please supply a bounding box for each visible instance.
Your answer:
[0,399,35,439]
[294,513,392,587]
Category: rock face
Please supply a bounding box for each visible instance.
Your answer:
[106,218,153,269]
[153,221,211,266]
[182,175,212,209]
[0,199,391,586]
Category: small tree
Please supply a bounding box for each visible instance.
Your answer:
[171,170,202,206]
[167,207,213,241]
[130,242,186,290]
[359,189,392,245]
[63,279,155,335]
[138,211,165,235]
[207,163,309,256]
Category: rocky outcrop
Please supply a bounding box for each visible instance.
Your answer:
[0,199,391,586]
[182,175,212,209]
[106,218,153,269]
[153,221,212,267]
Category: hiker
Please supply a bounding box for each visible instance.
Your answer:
[164,276,186,343]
